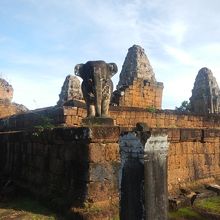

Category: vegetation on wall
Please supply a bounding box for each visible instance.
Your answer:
[33,115,55,136]
[146,106,156,113]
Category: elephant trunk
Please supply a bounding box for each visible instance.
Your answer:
[93,66,102,117]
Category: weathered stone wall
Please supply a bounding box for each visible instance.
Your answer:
[0,113,219,199]
[0,106,64,131]
[112,78,163,109]
[0,103,19,118]
[0,102,27,118]
[0,105,220,195]
[3,105,220,131]
[0,127,120,219]
[62,106,219,129]
[168,128,220,193]
[119,128,220,195]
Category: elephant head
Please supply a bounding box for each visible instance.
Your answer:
[74,60,118,117]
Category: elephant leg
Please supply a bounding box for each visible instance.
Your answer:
[86,94,96,117]
[101,81,112,117]
[82,82,95,117]
[95,97,102,117]
[101,98,110,117]
[93,71,102,117]
[87,103,95,117]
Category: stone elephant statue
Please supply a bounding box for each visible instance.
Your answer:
[74,60,118,117]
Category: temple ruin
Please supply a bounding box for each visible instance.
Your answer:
[57,75,83,106]
[190,67,220,114]
[0,78,13,102]
[0,78,28,118]
[0,45,220,219]
[112,45,163,109]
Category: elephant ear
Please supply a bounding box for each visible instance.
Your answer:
[74,64,84,78]
[108,63,118,77]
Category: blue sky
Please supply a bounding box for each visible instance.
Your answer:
[1,0,220,110]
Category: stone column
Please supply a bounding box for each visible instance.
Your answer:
[119,132,145,220]
[119,123,151,220]
[144,131,169,220]
[74,126,120,220]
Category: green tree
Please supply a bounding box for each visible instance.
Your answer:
[175,101,191,112]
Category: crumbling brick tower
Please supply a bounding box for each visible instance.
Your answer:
[111,45,163,109]
[190,67,220,114]
[0,78,13,102]
[57,75,83,106]
[0,78,28,118]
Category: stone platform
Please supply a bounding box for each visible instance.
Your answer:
[82,117,114,126]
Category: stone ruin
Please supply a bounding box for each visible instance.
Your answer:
[1,45,220,220]
[111,45,163,109]
[190,67,220,114]
[58,45,164,111]
[0,78,13,103]
[57,75,83,106]
[117,44,156,89]
[0,78,28,118]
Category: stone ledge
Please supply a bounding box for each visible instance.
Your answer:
[82,117,114,127]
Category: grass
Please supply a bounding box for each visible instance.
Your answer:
[194,196,220,215]
[169,196,220,219]
[0,196,60,220]
[0,194,219,220]
[168,207,205,220]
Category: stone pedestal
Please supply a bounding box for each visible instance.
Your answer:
[72,126,120,219]
[144,131,169,220]
[82,117,114,126]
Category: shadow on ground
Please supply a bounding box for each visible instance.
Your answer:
[0,194,63,220]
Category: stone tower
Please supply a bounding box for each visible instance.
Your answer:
[57,75,83,106]
[190,67,220,114]
[117,45,156,89]
[112,45,163,109]
[0,78,13,102]
[0,78,28,118]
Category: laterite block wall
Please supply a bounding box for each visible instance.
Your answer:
[0,127,120,219]
[168,128,220,193]
[0,103,23,118]
[113,79,163,109]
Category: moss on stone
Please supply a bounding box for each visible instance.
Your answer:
[194,196,220,215]
[168,207,205,220]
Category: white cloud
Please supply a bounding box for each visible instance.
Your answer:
[1,0,220,109]
[164,46,200,66]
[168,22,188,45]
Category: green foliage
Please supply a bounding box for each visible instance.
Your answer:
[37,116,55,129]
[169,207,205,220]
[175,100,192,112]
[194,196,220,214]
[112,216,120,220]
[146,106,156,113]
[33,116,55,136]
